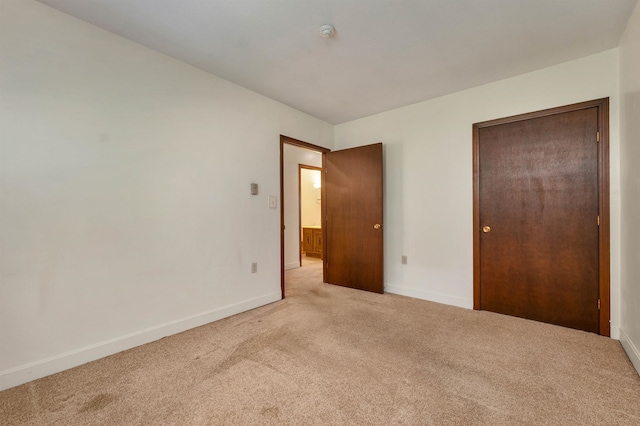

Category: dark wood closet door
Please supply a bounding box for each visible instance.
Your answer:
[477,107,600,333]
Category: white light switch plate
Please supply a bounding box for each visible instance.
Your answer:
[268,196,277,209]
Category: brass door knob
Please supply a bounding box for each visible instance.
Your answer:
[374,224,383,230]
[482,226,491,233]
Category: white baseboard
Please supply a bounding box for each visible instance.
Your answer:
[610,325,620,340]
[0,291,281,391]
[620,328,640,376]
[285,262,300,270]
[385,285,473,310]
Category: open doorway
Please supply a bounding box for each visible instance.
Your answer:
[280,135,329,298]
[299,165,322,264]
[280,137,385,298]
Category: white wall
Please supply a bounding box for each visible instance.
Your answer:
[300,169,322,227]
[0,0,333,390]
[619,1,640,375]
[335,49,621,337]
[283,145,322,270]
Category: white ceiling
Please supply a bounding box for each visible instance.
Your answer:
[37,0,637,124]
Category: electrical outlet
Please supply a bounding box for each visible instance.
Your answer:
[402,255,407,265]
[251,262,257,273]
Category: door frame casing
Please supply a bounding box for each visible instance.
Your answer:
[280,135,329,299]
[472,98,610,336]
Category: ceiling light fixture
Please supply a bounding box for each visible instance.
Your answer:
[319,24,335,38]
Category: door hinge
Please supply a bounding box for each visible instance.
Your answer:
[597,215,600,226]
[596,131,600,142]
[598,299,601,310]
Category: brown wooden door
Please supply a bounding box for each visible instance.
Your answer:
[475,105,603,333]
[325,143,383,293]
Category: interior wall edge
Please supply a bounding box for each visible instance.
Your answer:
[620,328,640,376]
[0,291,281,392]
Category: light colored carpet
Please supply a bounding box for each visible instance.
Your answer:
[1,262,639,425]
[301,255,322,266]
